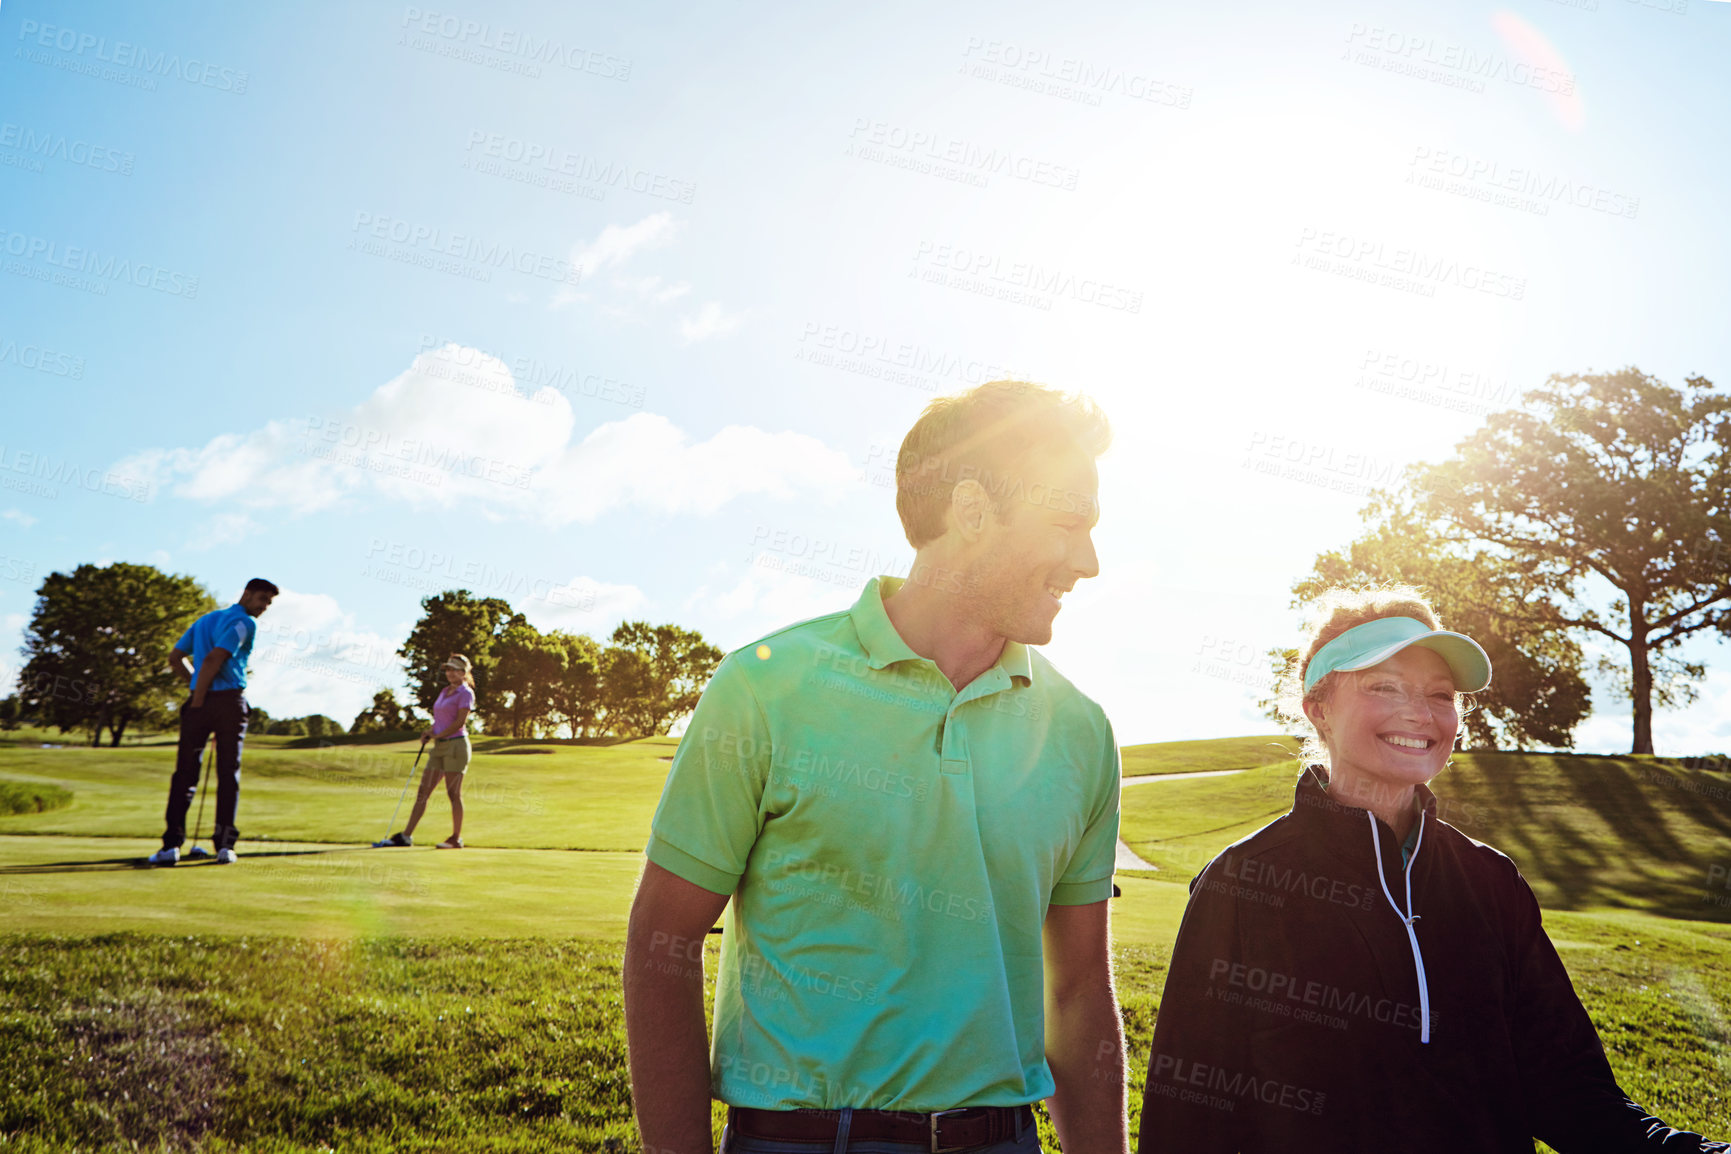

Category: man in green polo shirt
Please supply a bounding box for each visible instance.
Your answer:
[625,381,1126,1154]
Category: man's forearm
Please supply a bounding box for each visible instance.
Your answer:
[1047,984,1129,1154]
[190,649,228,703]
[624,929,716,1154]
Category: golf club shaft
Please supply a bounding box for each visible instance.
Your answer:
[190,735,215,850]
[381,741,426,841]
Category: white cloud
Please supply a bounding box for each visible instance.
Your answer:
[246,589,404,722]
[679,301,746,344]
[114,345,855,526]
[619,274,691,304]
[1,509,36,528]
[683,563,854,649]
[515,576,649,635]
[572,212,682,275]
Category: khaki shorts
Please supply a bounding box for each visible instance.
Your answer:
[426,735,472,778]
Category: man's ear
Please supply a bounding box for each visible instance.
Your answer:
[949,479,991,540]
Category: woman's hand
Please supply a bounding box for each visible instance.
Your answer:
[421,728,435,743]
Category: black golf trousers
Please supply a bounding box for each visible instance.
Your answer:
[163,690,249,850]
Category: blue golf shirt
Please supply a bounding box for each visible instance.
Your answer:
[174,603,257,692]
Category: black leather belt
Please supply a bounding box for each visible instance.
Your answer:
[728,1105,1033,1152]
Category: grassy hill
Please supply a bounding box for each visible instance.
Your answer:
[1119,733,1299,776]
[1119,750,1731,922]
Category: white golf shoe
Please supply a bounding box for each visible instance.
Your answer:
[148,846,179,866]
[215,848,238,865]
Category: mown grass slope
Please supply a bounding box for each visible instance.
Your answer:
[1119,752,1731,921]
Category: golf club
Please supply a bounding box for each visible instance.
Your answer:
[185,736,215,860]
[373,737,428,847]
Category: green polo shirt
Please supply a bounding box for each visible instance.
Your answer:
[647,576,1121,1111]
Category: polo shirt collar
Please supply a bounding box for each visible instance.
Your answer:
[851,576,1034,686]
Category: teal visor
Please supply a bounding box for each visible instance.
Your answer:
[1303,615,1492,694]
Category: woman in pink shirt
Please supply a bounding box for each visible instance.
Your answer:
[380,653,476,849]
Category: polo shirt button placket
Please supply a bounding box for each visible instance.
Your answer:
[940,711,969,776]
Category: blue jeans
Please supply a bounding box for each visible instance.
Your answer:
[720,1108,1043,1154]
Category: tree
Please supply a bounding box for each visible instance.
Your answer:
[546,632,603,738]
[302,714,346,739]
[1416,369,1731,754]
[598,646,658,737]
[490,622,565,737]
[17,563,217,746]
[602,621,724,736]
[397,590,521,715]
[0,694,21,731]
[350,689,419,735]
[1291,492,1592,750]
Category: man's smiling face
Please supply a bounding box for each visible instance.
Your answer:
[960,448,1100,646]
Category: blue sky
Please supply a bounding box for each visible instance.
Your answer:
[2,0,1728,751]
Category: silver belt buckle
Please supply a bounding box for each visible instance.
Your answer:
[929,1108,970,1153]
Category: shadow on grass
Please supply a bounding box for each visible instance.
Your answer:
[1444,753,1731,922]
[0,845,378,875]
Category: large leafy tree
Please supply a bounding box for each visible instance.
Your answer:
[546,631,603,738]
[17,562,217,746]
[490,621,567,737]
[603,621,724,736]
[1290,493,1591,750]
[1415,368,1731,754]
[397,590,521,717]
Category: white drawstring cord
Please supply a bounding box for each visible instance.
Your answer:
[1369,810,1431,1044]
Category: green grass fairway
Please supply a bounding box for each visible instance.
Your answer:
[2,735,1729,1150]
[0,735,678,851]
[1121,751,1731,921]
[1119,734,1299,776]
[0,837,643,938]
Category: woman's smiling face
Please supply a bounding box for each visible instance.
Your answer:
[1308,645,1461,799]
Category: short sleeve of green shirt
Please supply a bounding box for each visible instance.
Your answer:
[647,654,773,896]
[1049,717,1121,906]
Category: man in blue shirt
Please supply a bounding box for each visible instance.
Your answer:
[149,578,278,866]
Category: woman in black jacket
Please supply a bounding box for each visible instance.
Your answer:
[1137,587,1726,1153]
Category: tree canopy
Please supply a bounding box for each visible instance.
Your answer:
[17,562,217,746]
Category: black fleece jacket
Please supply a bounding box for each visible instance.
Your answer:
[1136,768,1727,1154]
